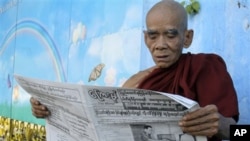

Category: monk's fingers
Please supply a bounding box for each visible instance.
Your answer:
[179,105,220,137]
[30,97,40,105]
[183,105,218,121]
[181,122,219,137]
[31,105,50,118]
[180,112,219,127]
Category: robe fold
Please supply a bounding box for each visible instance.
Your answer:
[138,53,239,141]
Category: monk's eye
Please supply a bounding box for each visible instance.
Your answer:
[147,32,158,40]
[166,34,176,39]
[165,29,178,38]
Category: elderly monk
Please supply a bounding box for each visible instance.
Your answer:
[30,0,239,141]
[123,0,239,141]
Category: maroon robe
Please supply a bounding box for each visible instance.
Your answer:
[138,53,239,141]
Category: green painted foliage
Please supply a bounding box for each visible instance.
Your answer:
[181,0,200,15]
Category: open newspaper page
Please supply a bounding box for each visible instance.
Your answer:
[14,75,98,141]
[82,86,207,141]
[14,75,207,141]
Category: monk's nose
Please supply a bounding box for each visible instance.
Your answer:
[155,36,168,50]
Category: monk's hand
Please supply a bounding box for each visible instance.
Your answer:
[30,97,50,118]
[178,104,219,138]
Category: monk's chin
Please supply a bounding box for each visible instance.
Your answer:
[157,64,171,68]
[156,60,177,68]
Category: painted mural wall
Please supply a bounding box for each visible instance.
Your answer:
[0,0,249,140]
[183,0,250,124]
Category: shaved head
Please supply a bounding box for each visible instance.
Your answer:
[143,0,193,68]
[146,0,187,31]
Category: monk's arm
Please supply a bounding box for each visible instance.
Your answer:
[217,114,236,139]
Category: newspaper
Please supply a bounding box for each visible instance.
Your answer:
[14,74,207,141]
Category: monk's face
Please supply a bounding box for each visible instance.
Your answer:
[144,8,187,68]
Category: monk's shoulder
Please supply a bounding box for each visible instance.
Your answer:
[189,53,227,70]
[190,53,226,65]
[191,53,223,61]
[122,67,156,88]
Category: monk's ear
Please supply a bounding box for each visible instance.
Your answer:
[183,29,194,48]
[143,30,149,48]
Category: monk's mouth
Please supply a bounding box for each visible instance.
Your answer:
[156,55,168,58]
[155,55,169,61]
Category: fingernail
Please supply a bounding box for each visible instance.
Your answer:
[182,116,187,120]
[179,121,183,126]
